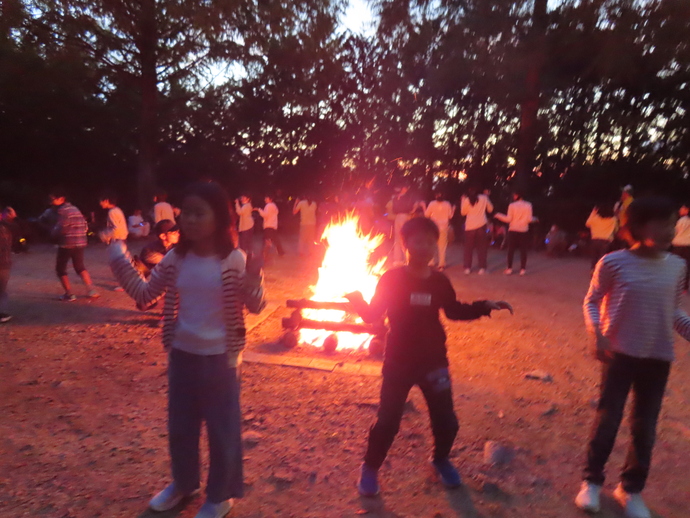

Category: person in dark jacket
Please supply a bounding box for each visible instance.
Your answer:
[346,217,513,496]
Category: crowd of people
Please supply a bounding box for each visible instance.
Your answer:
[1,181,690,518]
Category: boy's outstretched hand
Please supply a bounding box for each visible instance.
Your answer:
[344,291,365,303]
[486,300,514,315]
[344,291,366,314]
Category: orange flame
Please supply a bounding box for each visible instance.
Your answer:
[299,213,387,350]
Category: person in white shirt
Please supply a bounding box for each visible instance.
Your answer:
[460,187,493,274]
[234,194,254,256]
[153,191,176,224]
[586,202,617,271]
[128,209,151,238]
[255,194,284,257]
[293,196,318,256]
[98,192,128,243]
[425,191,455,270]
[99,191,129,291]
[672,204,690,290]
[494,192,535,275]
[389,186,416,266]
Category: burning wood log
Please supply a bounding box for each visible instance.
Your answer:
[286,299,351,311]
[299,319,386,336]
[282,311,385,336]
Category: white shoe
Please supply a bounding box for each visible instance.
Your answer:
[464,268,471,275]
[574,481,601,513]
[519,269,526,276]
[613,484,651,518]
[194,499,233,518]
[149,483,198,512]
[504,268,513,275]
[478,268,486,275]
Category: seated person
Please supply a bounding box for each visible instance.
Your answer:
[545,224,568,257]
[128,209,151,238]
[134,219,179,278]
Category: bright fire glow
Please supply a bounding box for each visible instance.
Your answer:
[299,214,387,351]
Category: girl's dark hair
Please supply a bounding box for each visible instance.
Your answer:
[595,201,616,219]
[155,190,168,202]
[99,190,118,205]
[401,216,440,244]
[466,186,479,205]
[627,196,676,243]
[49,187,68,200]
[175,181,237,258]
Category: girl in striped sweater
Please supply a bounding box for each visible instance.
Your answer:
[109,182,265,518]
[576,197,690,518]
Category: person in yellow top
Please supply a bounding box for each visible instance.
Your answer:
[614,185,634,247]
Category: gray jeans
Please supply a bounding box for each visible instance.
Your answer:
[168,348,243,502]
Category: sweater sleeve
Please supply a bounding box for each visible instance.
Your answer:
[110,244,168,307]
[583,256,613,333]
[440,277,492,320]
[230,250,266,314]
[674,263,690,341]
[494,205,511,223]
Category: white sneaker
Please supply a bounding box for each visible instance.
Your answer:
[464,268,471,275]
[504,268,513,275]
[574,481,601,513]
[194,499,233,518]
[613,484,651,518]
[149,483,198,512]
[519,269,526,276]
[478,268,486,275]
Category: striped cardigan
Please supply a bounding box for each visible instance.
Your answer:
[110,246,265,366]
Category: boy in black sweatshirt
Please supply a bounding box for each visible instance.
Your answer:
[346,217,512,496]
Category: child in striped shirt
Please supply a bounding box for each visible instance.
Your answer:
[109,182,265,518]
[576,197,690,518]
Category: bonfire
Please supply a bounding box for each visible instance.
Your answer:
[281,214,387,353]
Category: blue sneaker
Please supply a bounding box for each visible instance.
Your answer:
[431,458,462,487]
[149,482,200,512]
[358,463,380,496]
[194,499,233,518]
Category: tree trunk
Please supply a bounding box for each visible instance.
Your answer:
[515,0,548,191]
[137,0,157,209]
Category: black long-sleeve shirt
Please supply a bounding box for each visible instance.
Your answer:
[353,267,491,376]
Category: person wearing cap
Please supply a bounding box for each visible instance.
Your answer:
[136,220,180,278]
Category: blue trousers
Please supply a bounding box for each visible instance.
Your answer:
[168,348,243,502]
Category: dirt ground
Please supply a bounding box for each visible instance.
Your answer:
[1,239,690,518]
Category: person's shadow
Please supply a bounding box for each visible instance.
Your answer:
[136,493,201,518]
[356,485,481,518]
[356,495,405,517]
[444,485,483,517]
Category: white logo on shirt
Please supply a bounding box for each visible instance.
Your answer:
[410,293,432,306]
